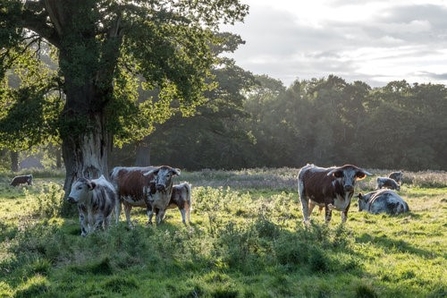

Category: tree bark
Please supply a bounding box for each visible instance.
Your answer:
[61,112,111,196]
[10,151,19,172]
[135,136,151,166]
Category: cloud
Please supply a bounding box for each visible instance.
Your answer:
[222,1,447,87]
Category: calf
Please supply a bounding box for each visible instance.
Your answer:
[357,189,409,215]
[110,165,181,226]
[298,163,371,224]
[167,182,192,224]
[67,175,119,236]
[10,174,33,186]
[389,171,403,184]
[376,177,400,190]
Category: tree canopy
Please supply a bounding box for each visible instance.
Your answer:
[144,75,447,172]
[0,0,249,191]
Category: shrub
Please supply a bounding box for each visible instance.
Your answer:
[27,183,64,218]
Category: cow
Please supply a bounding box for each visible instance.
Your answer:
[297,163,372,224]
[389,171,403,184]
[376,177,400,190]
[357,189,409,215]
[67,175,119,236]
[110,165,181,226]
[10,174,33,186]
[167,182,192,225]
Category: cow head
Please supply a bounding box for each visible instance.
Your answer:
[144,166,181,192]
[357,193,367,211]
[67,178,96,204]
[327,164,371,192]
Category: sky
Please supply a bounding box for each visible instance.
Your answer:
[222,0,447,87]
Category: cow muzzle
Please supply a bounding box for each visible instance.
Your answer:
[156,184,166,191]
[67,197,77,204]
[344,185,354,192]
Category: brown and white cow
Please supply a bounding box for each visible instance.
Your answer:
[357,189,409,215]
[167,182,192,225]
[297,163,371,224]
[67,175,119,236]
[10,174,33,186]
[110,165,181,226]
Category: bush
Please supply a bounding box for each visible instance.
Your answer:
[27,183,64,218]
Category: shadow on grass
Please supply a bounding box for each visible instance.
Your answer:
[1,213,438,298]
[356,232,435,258]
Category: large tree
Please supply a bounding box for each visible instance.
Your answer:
[0,0,248,193]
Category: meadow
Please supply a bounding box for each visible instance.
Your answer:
[0,168,447,297]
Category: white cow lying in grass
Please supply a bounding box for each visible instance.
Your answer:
[357,189,409,215]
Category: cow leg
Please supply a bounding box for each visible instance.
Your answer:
[91,213,104,233]
[123,203,133,228]
[157,209,166,224]
[114,200,121,225]
[145,206,154,225]
[341,203,350,223]
[324,206,333,223]
[102,213,112,230]
[300,197,312,224]
[186,202,191,224]
[79,210,88,237]
[179,208,186,225]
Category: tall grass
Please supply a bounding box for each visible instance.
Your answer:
[0,169,447,297]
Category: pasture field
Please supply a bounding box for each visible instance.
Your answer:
[0,168,447,297]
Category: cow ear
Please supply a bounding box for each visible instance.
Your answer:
[173,168,181,176]
[89,181,97,190]
[332,171,343,178]
[356,171,371,180]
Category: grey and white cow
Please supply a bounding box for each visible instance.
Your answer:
[298,163,372,224]
[67,175,119,236]
[376,177,400,190]
[167,182,192,225]
[388,171,403,184]
[357,189,409,215]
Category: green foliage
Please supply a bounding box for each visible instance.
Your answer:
[27,182,64,219]
[0,46,61,150]
[232,76,447,171]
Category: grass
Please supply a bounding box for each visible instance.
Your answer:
[0,168,447,297]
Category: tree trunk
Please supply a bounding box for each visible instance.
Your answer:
[135,136,151,166]
[56,147,62,169]
[10,151,19,172]
[61,112,111,196]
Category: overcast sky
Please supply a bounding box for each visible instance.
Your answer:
[222,0,447,87]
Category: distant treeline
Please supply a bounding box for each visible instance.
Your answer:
[134,75,447,171]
